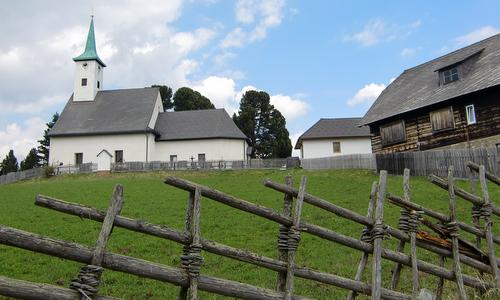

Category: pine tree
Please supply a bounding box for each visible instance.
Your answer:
[37,112,59,165]
[0,150,19,175]
[233,90,292,158]
[20,148,41,170]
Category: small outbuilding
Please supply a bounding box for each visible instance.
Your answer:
[295,118,372,159]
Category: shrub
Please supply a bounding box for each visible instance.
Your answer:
[43,165,55,178]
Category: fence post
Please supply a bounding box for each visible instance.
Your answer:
[478,165,500,288]
[284,176,307,300]
[372,170,387,300]
[346,181,377,300]
[446,166,467,300]
[276,176,293,292]
[69,184,124,298]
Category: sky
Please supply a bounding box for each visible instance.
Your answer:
[1,0,500,160]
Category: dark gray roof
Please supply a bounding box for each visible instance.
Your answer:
[49,87,159,137]
[155,109,247,141]
[295,118,370,149]
[361,33,500,126]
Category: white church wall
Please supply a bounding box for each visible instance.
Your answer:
[73,60,103,101]
[50,134,149,166]
[148,93,163,129]
[153,139,247,162]
[301,137,372,159]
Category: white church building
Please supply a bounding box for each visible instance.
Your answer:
[49,17,248,170]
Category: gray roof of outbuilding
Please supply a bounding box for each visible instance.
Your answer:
[361,33,500,126]
[295,118,370,149]
[154,109,248,141]
[49,87,159,137]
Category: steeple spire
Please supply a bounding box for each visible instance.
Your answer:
[73,16,106,67]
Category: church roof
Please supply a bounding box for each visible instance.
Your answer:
[49,87,159,137]
[155,109,247,141]
[73,17,106,67]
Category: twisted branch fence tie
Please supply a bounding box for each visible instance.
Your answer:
[278,225,290,251]
[399,209,422,233]
[445,221,460,238]
[181,244,204,278]
[69,264,103,299]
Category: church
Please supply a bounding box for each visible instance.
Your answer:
[48,17,249,170]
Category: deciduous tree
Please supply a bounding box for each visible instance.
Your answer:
[233,90,292,158]
[151,85,173,111]
[173,87,215,111]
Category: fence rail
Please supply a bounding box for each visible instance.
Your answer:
[1,164,499,298]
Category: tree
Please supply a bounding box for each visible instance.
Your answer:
[20,148,40,170]
[233,90,292,158]
[151,85,173,111]
[0,150,19,175]
[173,87,215,111]
[38,112,59,165]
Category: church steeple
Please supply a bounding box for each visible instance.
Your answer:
[73,16,106,67]
[72,16,105,102]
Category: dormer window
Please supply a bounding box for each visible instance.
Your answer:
[442,66,459,84]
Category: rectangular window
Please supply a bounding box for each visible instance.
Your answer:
[465,104,476,125]
[198,153,206,163]
[75,153,83,165]
[380,120,406,146]
[97,81,100,89]
[332,142,341,153]
[441,66,459,84]
[81,78,87,86]
[115,150,123,163]
[430,106,455,132]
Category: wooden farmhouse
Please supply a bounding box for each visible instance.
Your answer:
[295,118,371,159]
[48,17,248,170]
[360,34,500,153]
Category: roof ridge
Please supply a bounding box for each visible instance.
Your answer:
[404,33,500,72]
[98,87,158,93]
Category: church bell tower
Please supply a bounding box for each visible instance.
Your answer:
[72,16,106,101]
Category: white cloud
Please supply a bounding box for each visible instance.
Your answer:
[455,26,500,46]
[345,19,422,47]
[221,0,285,48]
[189,78,309,120]
[346,19,386,47]
[400,47,416,58]
[347,83,386,107]
[171,28,217,54]
[191,76,240,114]
[270,94,309,120]
[0,117,45,161]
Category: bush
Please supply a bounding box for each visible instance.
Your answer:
[43,165,55,178]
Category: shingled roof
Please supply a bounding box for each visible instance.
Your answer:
[295,118,369,149]
[49,87,159,137]
[155,109,247,141]
[361,33,500,126]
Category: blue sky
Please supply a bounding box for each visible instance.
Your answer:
[1,0,500,159]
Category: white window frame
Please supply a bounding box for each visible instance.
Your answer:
[465,104,476,125]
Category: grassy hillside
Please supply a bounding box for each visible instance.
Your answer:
[0,169,499,299]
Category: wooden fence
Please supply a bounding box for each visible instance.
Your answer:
[111,158,300,172]
[1,162,499,299]
[376,147,499,178]
[0,167,43,185]
[301,153,376,170]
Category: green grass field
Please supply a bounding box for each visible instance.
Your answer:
[0,169,499,299]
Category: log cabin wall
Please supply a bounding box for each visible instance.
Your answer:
[369,87,500,153]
